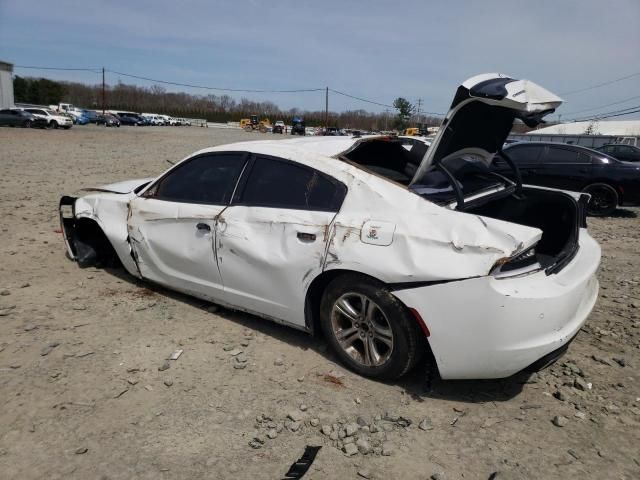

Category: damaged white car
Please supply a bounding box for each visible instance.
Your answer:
[59,74,600,380]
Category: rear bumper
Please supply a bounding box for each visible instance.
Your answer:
[393,229,601,379]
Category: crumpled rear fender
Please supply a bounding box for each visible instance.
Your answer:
[324,184,542,283]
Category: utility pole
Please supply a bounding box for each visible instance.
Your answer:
[416,98,423,125]
[325,87,329,128]
[101,67,106,115]
[384,108,389,131]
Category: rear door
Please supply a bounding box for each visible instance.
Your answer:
[537,145,592,190]
[217,154,346,326]
[616,145,640,162]
[128,152,248,301]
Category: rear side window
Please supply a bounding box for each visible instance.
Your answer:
[547,147,589,164]
[505,145,542,164]
[148,153,246,205]
[237,156,346,211]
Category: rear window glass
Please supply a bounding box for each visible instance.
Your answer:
[238,156,346,211]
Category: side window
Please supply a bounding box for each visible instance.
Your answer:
[506,146,542,165]
[547,147,587,164]
[238,156,346,211]
[148,153,246,204]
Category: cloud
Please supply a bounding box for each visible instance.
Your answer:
[1,0,638,115]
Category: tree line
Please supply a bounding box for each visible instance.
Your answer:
[13,75,443,130]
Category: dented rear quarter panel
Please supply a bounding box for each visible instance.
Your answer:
[323,170,542,284]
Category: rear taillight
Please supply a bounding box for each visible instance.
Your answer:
[490,245,541,278]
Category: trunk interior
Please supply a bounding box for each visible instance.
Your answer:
[468,187,582,273]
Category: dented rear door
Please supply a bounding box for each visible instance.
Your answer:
[216,155,346,327]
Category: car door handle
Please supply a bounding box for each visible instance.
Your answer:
[297,232,316,242]
[196,222,211,232]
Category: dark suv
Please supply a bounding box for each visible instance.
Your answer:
[493,142,640,216]
[595,144,640,163]
[291,117,305,136]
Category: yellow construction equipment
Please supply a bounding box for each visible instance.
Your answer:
[242,115,271,133]
[404,127,420,136]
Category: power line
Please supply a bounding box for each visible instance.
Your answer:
[13,64,446,114]
[559,71,640,96]
[329,89,445,115]
[328,89,394,108]
[15,65,101,73]
[566,104,640,122]
[560,94,640,116]
[107,70,324,93]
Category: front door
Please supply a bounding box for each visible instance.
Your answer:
[127,152,248,301]
[216,155,346,326]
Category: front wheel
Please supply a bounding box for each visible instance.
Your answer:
[320,274,423,380]
[583,183,618,216]
[24,120,32,128]
[51,120,59,129]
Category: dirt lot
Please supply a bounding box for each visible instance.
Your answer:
[0,125,639,479]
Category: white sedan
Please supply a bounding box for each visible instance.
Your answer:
[59,73,600,380]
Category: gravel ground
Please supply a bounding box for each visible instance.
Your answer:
[0,125,639,479]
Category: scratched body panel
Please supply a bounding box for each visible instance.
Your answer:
[217,206,337,326]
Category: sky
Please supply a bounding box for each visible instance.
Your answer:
[1,0,639,120]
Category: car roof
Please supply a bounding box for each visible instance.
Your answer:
[182,136,407,185]
[505,141,600,154]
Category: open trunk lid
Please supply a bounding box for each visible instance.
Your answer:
[410,73,562,185]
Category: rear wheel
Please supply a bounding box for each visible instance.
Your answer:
[320,274,423,380]
[24,120,32,128]
[51,120,59,129]
[583,183,618,216]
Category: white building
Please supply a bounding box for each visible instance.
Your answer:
[0,61,14,109]
[531,120,640,136]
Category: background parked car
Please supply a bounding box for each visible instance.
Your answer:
[493,142,640,216]
[595,144,640,163]
[272,120,285,134]
[291,117,305,135]
[22,108,73,129]
[114,112,145,126]
[82,110,100,124]
[74,113,90,125]
[96,113,121,127]
[0,108,46,128]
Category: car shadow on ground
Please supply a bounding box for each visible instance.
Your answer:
[609,208,637,219]
[101,266,529,403]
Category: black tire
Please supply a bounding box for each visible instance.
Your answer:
[51,120,59,129]
[583,183,618,216]
[24,120,32,128]
[320,273,423,380]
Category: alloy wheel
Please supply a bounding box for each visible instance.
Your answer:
[330,293,394,367]
[586,185,617,215]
